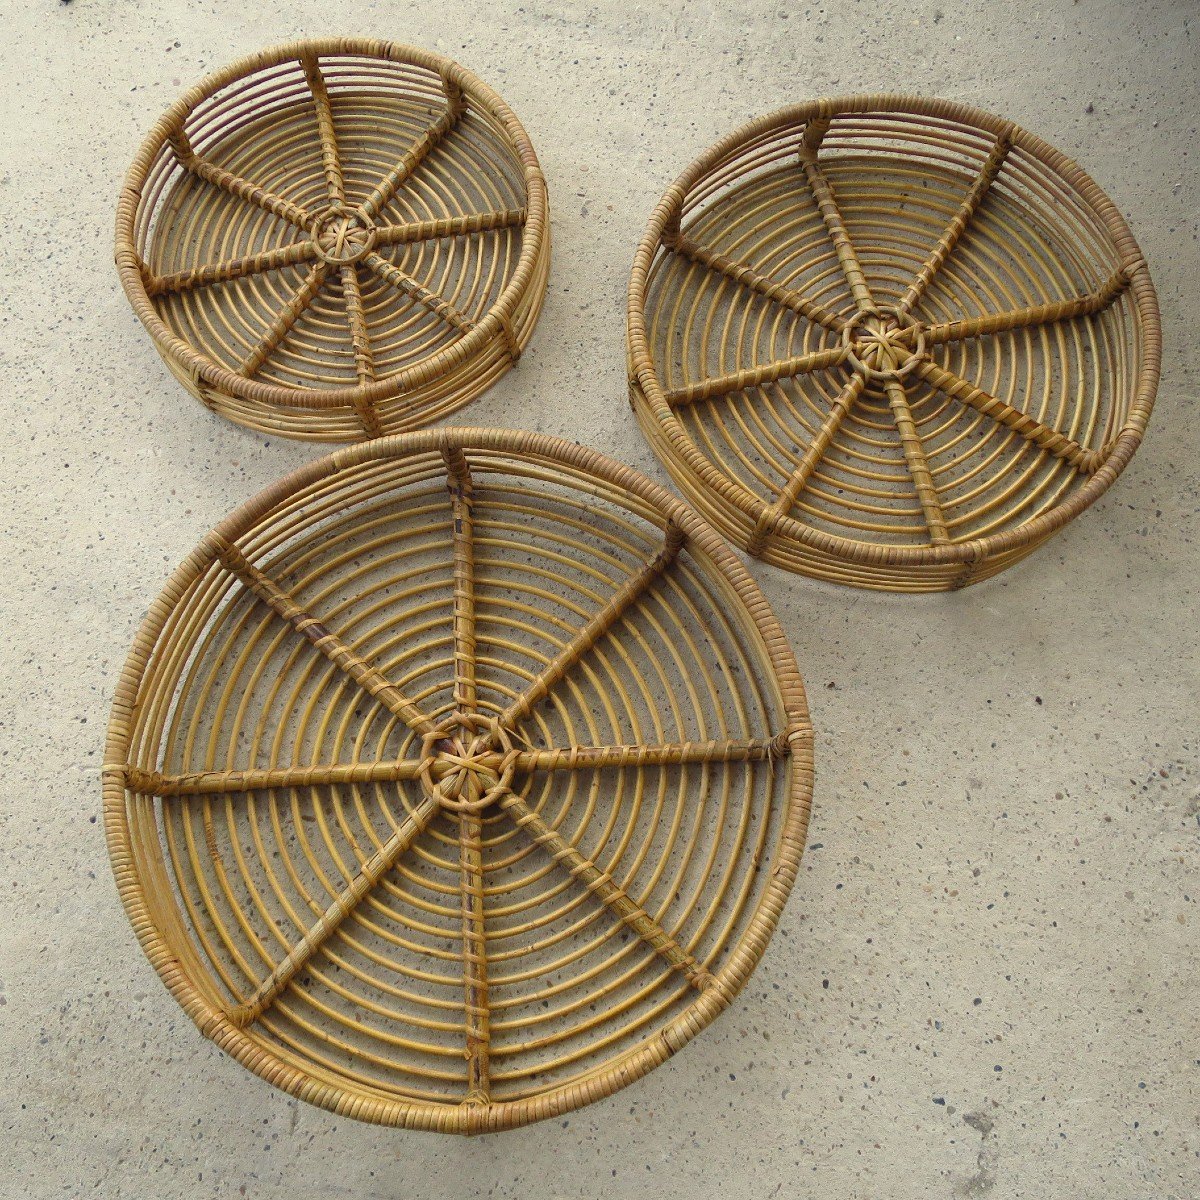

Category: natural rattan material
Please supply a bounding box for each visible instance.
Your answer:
[104,428,813,1133]
[116,39,550,442]
[628,96,1161,591]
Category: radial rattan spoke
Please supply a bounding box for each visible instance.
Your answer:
[509,735,786,773]
[374,208,528,247]
[443,445,478,715]
[883,374,951,544]
[300,52,345,204]
[120,758,429,797]
[915,268,1133,345]
[357,86,465,223]
[897,131,1011,316]
[227,793,441,1028]
[916,360,1106,472]
[667,233,845,332]
[748,372,869,553]
[798,125,877,316]
[663,345,849,408]
[162,737,783,784]
[213,536,438,737]
[168,128,313,230]
[239,262,329,378]
[364,252,476,334]
[457,803,490,1104]
[339,263,384,437]
[145,240,320,297]
[501,525,687,728]
[498,789,715,990]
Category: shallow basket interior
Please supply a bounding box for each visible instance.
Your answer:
[121,44,547,440]
[109,438,808,1127]
[636,101,1151,573]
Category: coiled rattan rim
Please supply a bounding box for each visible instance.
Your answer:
[115,38,550,441]
[628,95,1162,591]
[104,427,813,1133]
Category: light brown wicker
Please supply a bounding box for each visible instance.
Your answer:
[628,96,1161,591]
[116,39,550,442]
[104,428,813,1133]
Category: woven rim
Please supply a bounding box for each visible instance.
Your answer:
[115,38,550,439]
[104,427,813,1133]
[627,95,1161,586]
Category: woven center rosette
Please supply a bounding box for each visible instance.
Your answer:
[104,429,812,1132]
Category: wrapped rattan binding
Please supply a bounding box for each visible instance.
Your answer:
[116,39,550,441]
[104,428,813,1133]
[628,96,1161,591]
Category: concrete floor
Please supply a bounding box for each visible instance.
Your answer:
[1,1,1196,1196]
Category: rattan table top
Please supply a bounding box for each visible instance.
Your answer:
[628,96,1160,591]
[116,38,550,442]
[104,428,812,1132]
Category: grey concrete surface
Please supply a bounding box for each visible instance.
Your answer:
[0,1,1196,1197]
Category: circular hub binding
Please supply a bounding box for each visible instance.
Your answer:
[116,38,551,442]
[418,716,517,814]
[628,96,1160,591]
[840,306,926,383]
[312,207,378,266]
[104,428,812,1133]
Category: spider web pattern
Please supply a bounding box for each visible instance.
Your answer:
[105,434,811,1132]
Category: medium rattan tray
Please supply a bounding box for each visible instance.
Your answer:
[104,428,813,1133]
[116,38,550,442]
[628,96,1160,591]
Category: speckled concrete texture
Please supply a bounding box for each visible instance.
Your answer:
[0,2,1196,1197]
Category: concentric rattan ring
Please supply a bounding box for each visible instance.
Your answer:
[116,38,551,442]
[628,95,1161,591]
[104,427,813,1133]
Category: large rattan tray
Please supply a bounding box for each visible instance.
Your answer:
[628,96,1160,591]
[104,428,813,1133]
[116,39,550,441]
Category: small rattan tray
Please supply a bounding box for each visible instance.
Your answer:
[104,428,812,1133]
[628,96,1160,591]
[116,39,550,441]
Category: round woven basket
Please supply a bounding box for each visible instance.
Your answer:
[628,96,1160,591]
[104,428,813,1133]
[116,39,550,442]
